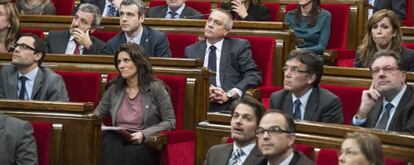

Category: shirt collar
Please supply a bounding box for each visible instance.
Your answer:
[383,84,407,109]
[18,67,39,81]
[292,88,313,106]
[206,38,224,52]
[167,3,186,15]
[125,26,144,44]
[232,142,256,157]
[278,152,294,165]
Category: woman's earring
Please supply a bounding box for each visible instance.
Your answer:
[7,24,10,28]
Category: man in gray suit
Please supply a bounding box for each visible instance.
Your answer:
[257,110,313,165]
[185,9,261,112]
[0,113,38,165]
[103,0,171,56]
[353,50,414,133]
[204,96,265,165]
[47,3,105,55]
[269,50,343,123]
[0,33,69,101]
[147,0,203,19]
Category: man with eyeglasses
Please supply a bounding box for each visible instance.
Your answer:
[147,0,203,19]
[269,49,343,123]
[47,3,105,55]
[256,110,313,165]
[204,96,265,165]
[185,9,261,112]
[353,50,414,133]
[103,0,171,57]
[0,33,69,101]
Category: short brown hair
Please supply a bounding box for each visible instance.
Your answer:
[369,49,405,71]
[230,96,265,125]
[344,132,384,165]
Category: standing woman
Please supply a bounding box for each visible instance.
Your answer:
[95,43,176,165]
[355,9,414,71]
[285,0,331,55]
[0,0,19,53]
[16,0,56,15]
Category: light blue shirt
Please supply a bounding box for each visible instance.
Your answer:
[102,0,117,17]
[17,67,39,100]
[124,27,143,45]
[353,85,407,131]
[230,143,256,165]
[165,4,185,19]
[292,88,313,120]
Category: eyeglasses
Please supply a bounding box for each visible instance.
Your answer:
[282,66,308,75]
[10,43,39,52]
[370,66,399,75]
[256,127,292,137]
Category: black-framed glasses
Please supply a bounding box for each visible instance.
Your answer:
[10,43,39,52]
[370,66,400,75]
[282,66,308,75]
[256,127,292,137]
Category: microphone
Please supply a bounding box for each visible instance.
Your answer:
[183,13,210,19]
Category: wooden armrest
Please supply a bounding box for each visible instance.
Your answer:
[145,132,167,151]
[245,88,261,100]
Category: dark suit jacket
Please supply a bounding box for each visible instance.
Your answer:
[0,113,38,165]
[221,3,271,21]
[95,80,176,138]
[374,0,406,20]
[75,0,105,15]
[360,85,414,133]
[185,38,262,111]
[355,47,414,71]
[269,86,343,124]
[46,30,105,55]
[103,26,171,57]
[204,143,264,165]
[0,65,69,101]
[258,151,314,165]
[147,5,203,19]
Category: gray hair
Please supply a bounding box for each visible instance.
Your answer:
[211,9,233,30]
[121,0,146,16]
[78,3,102,27]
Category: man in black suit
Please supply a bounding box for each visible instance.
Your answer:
[47,3,105,55]
[353,50,414,133]
[204,96,265,165]
[257,110,313,165]
[147,0,203,19]
[185,9,261,112]
[372,0,406,20]
[103,0,171,57]
[77,0,121,17]
[269,50,343,123]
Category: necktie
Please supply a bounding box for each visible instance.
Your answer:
[208,45,217,86]
[18,76,27,100]
[168,11,178,19]
[73,41,80,55]
[228,148,244,165]
[293,99,302,120]
[376,103,393,130]
[106,3,117,17]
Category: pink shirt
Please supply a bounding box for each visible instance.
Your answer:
[116,93,145,131]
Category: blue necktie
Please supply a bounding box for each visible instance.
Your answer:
[18,76,27,100]
[228,148,244,165]
[293,99,302,120]
[375,103,393,130]
[168,11,178,19]
[208,45,217,86]
[106,4,117,17]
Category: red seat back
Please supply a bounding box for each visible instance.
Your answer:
[320,84,367,125]
[286,3,350,49]
[230,35,276,86]
[51,0,75,15]
[385,157,407,165]
[263,2,280,22]
[32,121,52,165]
[403,0,414,26]
[92,31,118,42]
[166,32,198,58]
[335,49,356,67]
[20,28,44,39]
[149,0,211,17]
[402,43,414,50]
[259,86,283,109]
[316,148,338,165]
[55,71,102,107]
[295,144,315,160]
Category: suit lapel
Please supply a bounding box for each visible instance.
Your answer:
[219,144,233,164]
[140,27,150,55]
[8,69,18,99]
[180,6,190,18]
[141,86,152,125]
[219,38,231,87]
[304,88,318,121]
[389,86,412,129]
[0,114,5,137]
[57,31,71,54]
[160,6,168,17]
[283,92,294,116]
[243,145,263,165]
[31,68,44,100]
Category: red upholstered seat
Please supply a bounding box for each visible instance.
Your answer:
[320,84,366,125]
[51,0,75,15]
[295,144,315,160]
[166,33,198,58]
[316,148,338,165]
[149,0,211,18]
[403,0,414,26]
[55,71,101,107]
[32,121,53,165]
[335,49,356,67]
[402,43,414,50]
[259,86,283,109]
[20,28,44,39]
[385,157,408,165]
[92,31,118,43]
[230,35,276,87]
[263,2,280,22]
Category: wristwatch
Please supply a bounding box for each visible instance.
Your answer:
[226,90,237,100]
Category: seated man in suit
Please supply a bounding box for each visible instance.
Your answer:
[257,110,313,165]
[0,113,38,165]
[269,49,343,123]
[185,9,261,112]
[103,0,171,57]
[147,0,203,19]
[204,96,265,165]
[0,33,69,101]
[353,50,414,133]
[370,0,406,20]
[77,0,121,17]
[47,3,105,55]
